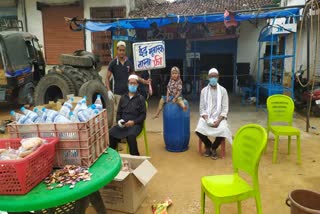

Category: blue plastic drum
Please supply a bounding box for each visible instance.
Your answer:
[163,100,190,152]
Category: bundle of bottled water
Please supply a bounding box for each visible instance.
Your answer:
[10,95,104,124]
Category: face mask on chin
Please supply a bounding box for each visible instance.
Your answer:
[128,85,138,93]
[209,77,218,86]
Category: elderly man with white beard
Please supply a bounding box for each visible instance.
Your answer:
[195,68,232,160]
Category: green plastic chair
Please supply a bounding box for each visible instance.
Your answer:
[200,124,267,214]
[266,94,301,164]
[126,101,149,156]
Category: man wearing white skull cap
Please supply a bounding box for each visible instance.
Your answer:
[108,74,146,156]
[106,41,151,124]
[208,68,219,75]
[195,68,232,160]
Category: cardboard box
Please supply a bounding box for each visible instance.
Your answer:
[33,101,62,112]
[66,94,75,99]
[100,154,157,213]
[71,96,83,109]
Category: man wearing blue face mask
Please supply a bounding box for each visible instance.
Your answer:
[108,74,146,155]
[106,41,151,125]
[195,68,233,160]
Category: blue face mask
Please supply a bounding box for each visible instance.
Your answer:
[128,85,138,93]
[209,77,218,86]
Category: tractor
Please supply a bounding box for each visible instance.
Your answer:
[0,31,113,127]
[0,31,45,105]
[34,50,114,127]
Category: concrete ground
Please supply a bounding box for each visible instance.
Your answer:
[1,95,320,214]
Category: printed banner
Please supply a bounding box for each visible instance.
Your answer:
[272,23,297,34]
[132,41,166,71]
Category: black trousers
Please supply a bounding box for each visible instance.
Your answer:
[195,131,224,150]
[109,135,140,156]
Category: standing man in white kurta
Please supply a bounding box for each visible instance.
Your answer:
[195,68,233,160]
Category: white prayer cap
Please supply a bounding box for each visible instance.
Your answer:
[117,41,126,48]
[208,68,219,75]
[128,74,139,81]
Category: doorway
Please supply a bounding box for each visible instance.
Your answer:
[200,54,234,92]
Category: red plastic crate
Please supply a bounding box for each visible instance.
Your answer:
[0,137,58,195]
[7,110,109,167]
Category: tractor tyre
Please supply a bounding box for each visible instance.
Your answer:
[18,82,35,105]
[78,68,102,83]
[60,54,94,67]
[73,50,102,72]
[48,64,66,74]
[78,80,114,127]
[51,65,97,95]
[34,72,76,105]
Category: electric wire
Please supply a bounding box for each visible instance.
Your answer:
[295,0,320,130]
[306,0,320,123]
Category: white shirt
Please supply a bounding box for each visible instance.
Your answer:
[199,85,229,118]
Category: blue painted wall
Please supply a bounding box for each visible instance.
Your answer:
[191,39,237,54]
[165,39,186,59]
[164,38,237,59]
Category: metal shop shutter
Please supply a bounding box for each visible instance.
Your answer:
[42,6,84,65]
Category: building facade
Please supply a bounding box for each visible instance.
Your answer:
[1,0,282,96]
[280,0,320,77]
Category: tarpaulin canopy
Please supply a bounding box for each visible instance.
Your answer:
[82,8,300,32]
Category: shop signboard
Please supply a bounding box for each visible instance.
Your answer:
[271,17,297,34]
[272,23,297,34]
